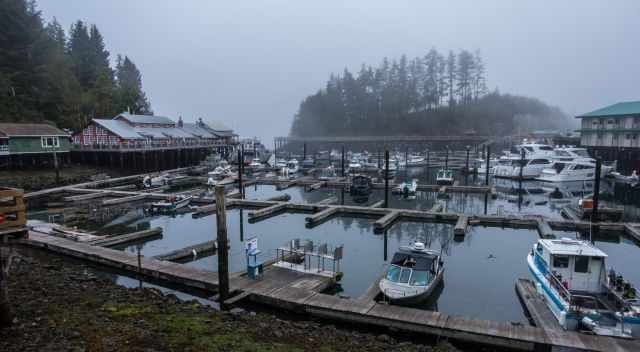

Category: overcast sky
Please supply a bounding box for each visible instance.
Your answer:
[37,0,639,142]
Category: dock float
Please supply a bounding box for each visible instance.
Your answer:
[247,202,289,222]
[305,207,341,228]
[535,218,554,239]
[315,196,338,205]
[624,223,640,242]
[154,240,217,263]
[102,194,149,206]
[515,278,562,332]
[89,227,163,247]
[369,200,385,208]
[306,181,326,192]
[374,210,402,231]
[16,232,640,352]
[454,215,468,236]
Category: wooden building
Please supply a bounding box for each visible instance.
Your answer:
[0,123,70,169]
[576,101,640,173]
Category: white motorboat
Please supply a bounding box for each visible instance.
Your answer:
[406,155,426,167]
[286,159,300,174]
[392,179,418,195]
[142,174,170,188]
[494,158,553,179]
[379,242,444,305]
[552,146,595,163]
[527,238,640,338]
[609,170,639,187]
[474,157,507,175]
[208,165,231,180]
[537,161,606,182]
[436,169,454,185]
[150,195,193,212]
[249,158,263,169]
[503,140,555,160]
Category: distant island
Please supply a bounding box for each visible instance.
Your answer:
[290,49,572,137]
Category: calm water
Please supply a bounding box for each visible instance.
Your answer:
[35,166,640,323]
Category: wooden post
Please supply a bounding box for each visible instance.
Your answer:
[485,145,490,186]
[465,146,470,174]
[519,148,525,180]
[445,147,449,170]
[426,149,430,182]
[592,158,602,222]
[53,151,60,185]
[384,150,389,208]
[215,185,230,305]
[237,150,243,199]
[341,145,345,177]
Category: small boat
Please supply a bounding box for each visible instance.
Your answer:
[406,155,426,167]
[208,166,231,180]
[392,179,418,196]
[318,165,337,180]
[286,159,299,174]
[249,158,263,169]
[142,174,169,188]
[528,238,640,337]
[609,170,639,187]
[150,195,193,212]
[379,242,444,305]
[435,169,454,185]
[347,160,363,174]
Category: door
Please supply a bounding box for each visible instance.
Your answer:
[568,256,594,292]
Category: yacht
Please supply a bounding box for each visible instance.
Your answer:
[552,146,595,163]
[527,238,640,337]
[379,242,444,305]
[504,141,555,160]
[494,158,553,179]
[537,161,605,182]
[436,169,454,185]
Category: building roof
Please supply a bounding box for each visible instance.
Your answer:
[0,123,68,137]
[93,119,145,139]
[204,120,232,132]
[540,238,607,257]
[576,101,640,118]
[115,112,175,125]
[181,123,217,138]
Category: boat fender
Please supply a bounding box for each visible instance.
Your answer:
[559,311,568,329]
[581,316,597,330]
[535,282,543,295]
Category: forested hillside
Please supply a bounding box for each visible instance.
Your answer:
[0,0,151,130]
[290,49,570,137]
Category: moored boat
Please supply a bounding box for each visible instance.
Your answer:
[435,169,454,185]
[150,195,193,212]
[379,242,444,305]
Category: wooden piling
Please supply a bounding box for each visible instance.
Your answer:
[215,185,230,305]
[593,158,601,221]
[454,215,468,236]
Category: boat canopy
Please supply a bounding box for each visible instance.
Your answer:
[390,250,436,271]
[538,238,607,258]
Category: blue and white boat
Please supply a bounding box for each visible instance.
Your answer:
[528,238,640,337]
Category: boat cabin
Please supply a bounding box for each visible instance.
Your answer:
[534,238,607,293]
[385,247,439,287]
[350,174,372,196]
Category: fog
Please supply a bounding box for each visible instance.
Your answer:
[37,0,640,142]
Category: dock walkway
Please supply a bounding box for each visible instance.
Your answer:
[16,231,640,352]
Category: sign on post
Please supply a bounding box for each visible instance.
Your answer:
[245,236,259,254]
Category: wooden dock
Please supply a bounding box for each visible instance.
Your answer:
[454,215,468,236]
[154,240,217,263]
[89,227,163,247]
[15,232,640,352]
[515,278,562,332]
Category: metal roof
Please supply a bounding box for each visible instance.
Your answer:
[576,101,640,118]
[181,123,217,138]
[116,112,175,125]
[93,119,145,139]
[540,239,607,257]
[0,123,68,137]
[204,120,232,132]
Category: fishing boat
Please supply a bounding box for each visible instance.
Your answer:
[527,238,640,337]
[379,242,444,305]
[537,161,605,183]
[150,195,193,212]
[435,169,454,185]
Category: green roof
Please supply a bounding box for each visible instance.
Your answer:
[577,101,640,118]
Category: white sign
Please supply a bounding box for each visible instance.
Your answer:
[245,237,259,253]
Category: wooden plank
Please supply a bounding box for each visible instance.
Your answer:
[515,278,562,332]
[454,215,468,236]
[102,194,149,206]
[90,227,163,247]
[374,211,401,231]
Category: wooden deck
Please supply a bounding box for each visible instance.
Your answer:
[515,278,562,332]
[15,231,640,351]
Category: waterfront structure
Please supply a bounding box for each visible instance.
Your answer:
[576,101,640,172]
[0,123,70,168]
[71,112,238,171]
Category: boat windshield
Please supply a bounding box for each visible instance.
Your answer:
[409,270,429,286]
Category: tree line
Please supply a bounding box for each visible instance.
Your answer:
[290,49,570,137]
[0,0,151,131]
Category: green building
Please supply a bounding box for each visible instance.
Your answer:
[0,123,71,169]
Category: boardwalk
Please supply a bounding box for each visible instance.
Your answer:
[16,231,640,352]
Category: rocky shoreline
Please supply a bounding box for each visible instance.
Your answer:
[0,249,469,352]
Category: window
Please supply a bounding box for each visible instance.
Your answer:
[398,268,412,284]
[552,255,569,268]
[539,146,554,151]
[410,271,428,286]
[530,159,550,165]
[41,136,59,148]
[574,256,589,273]
[386,265,401,282]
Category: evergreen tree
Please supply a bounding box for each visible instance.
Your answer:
[445,51,456,107]
[455,50,474,105]
[115,55,151,114]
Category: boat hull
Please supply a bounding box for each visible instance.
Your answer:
[380,268,444,306]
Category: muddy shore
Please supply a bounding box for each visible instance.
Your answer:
[0,249,470,352]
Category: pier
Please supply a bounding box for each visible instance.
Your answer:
[16,231,640,352]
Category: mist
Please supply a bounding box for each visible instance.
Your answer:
[36,0,640,142]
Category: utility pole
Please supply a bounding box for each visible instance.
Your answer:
[592,158,602,222]
[215,185,229,307]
